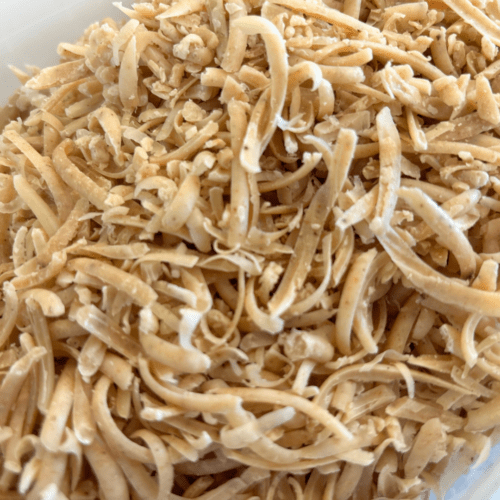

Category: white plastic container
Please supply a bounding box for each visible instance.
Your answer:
[1,1,499,499]
[0,0,128,104]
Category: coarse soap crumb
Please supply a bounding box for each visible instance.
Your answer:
[2,0,500,498]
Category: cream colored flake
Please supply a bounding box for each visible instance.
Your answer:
[3,0,500,497]
[476,74,500,124]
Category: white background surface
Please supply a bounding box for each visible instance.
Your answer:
[1,1,500,498]
[0,0,130,104]
[436,451,500,500]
